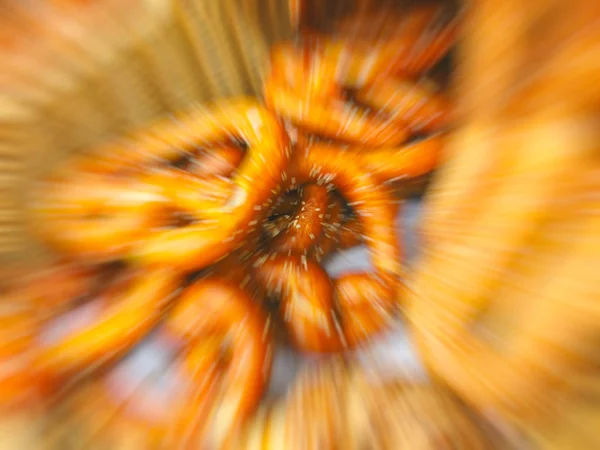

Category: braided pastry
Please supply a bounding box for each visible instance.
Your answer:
[33,99,290,271]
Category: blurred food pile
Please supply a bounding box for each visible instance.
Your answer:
[0,0,599,449]
[414,0,600,434]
